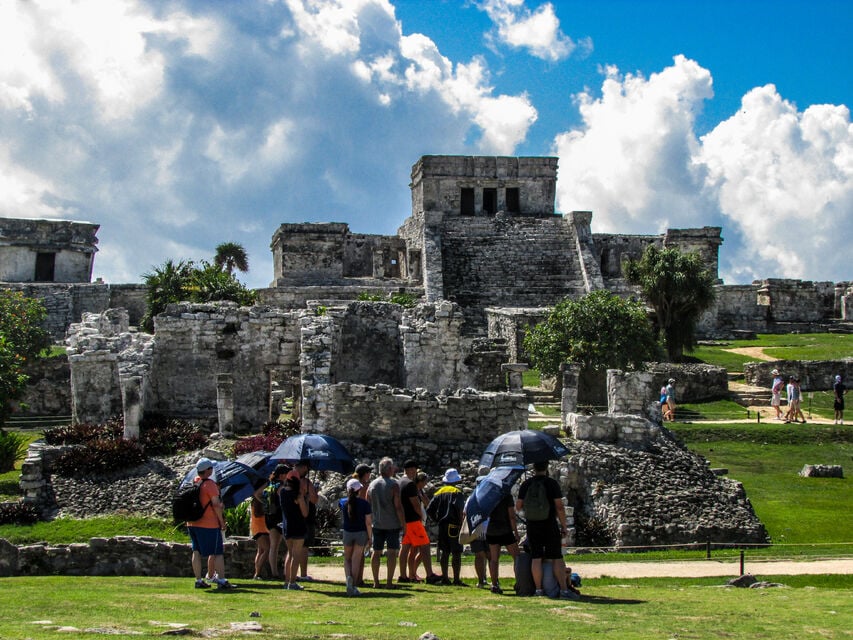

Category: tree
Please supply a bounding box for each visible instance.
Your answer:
[523,289,660,378]
[214,242,249,275]
[140,259,257,333]
[0,291,50,428]
[623,245,717,362]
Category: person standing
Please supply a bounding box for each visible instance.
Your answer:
[281,474,309,590]
[351,463,373,587]
[186,458,234,590]
[340,478,372,596]
[426,468,466,585]
[485,490,520,594]
[367,457,405,588]
[249,478,270,580]
[265,464,289,579]
[515,460,575,600]
[291,460,318,583]
[834,374,846,424]
[770,369,785,420]
[664,378,677,422]
[400,464,442,584]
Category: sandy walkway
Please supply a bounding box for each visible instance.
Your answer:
[300,558,853,582]
[724,346,776,361]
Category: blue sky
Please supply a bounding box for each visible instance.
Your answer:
[1,0,850,289]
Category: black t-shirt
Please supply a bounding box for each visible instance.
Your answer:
[518,475,562,522]
[399,476,420,523]
[486,494,513,536]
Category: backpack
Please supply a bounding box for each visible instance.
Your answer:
[523,477,550,522]
[172,479,212,522]
[263,483,282,519]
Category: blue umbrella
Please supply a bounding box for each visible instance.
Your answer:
[479,429,569,468]
[236,450,278,478]
[464,465,525,532]
[180,459,262,508]
[270,433,355,474]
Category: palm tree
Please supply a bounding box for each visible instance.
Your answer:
[214,242,249,275]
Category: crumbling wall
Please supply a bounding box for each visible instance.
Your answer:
[148,303,301,429]
[304,383,528,469]
[10,355,71,416]
[744,359,853,390]
[337,302,403,386]
[486,307,548,364]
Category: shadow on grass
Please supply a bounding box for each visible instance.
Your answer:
[577,594,646,606]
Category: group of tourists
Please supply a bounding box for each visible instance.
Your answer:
[770,369,846,424]
[184,455,581,600]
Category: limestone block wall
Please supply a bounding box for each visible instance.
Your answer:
[605,370,662,422]
[302,383,528,469]
[439,216,589,330]
[256,284,423,310]
[337,302,403,386]
[0,217,98,283]
[0,282,146,340]
[402,301,473,391]
[759,279,835,323]
[744,359,853,390]
[10,355,71,416]
[148,303,301,429]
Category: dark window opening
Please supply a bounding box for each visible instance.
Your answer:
[35,252,56,282]
[483,188,497,215]
[505,187,520,213]
[460,188,475,216]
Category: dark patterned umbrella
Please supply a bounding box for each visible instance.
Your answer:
[270,433,355,474]
[479,429,569,468]
[464,465,525,532]
[180,459,262,508]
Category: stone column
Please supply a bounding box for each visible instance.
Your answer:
[120,375,143,440]
[501,363,528,391]
[560,363,580,428]
[216,373,234,435]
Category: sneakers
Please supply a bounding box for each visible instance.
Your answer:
[397,576,411,583]
[296,575,315,582]
[425,574,443,585]
[452,579,468,587]
[439,576,452,586]
[286,582,304,590]
[476,580,488,589]
[194,579,211,589]
[490,584,503,594]
[213,577,235,590]
[560,589,580,600]
[534,589,545,597]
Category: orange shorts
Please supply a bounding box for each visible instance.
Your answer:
[402,520,430,547]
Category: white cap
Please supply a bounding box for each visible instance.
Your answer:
[346,478,362,492]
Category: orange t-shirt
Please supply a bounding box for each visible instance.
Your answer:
[188,477,220,529]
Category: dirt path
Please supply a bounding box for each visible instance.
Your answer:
[724,346,776,361]
[300,558,853,582]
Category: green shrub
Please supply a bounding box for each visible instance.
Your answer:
[52,439,146,475]
[0,430,28,472]
[224,499,250,536]
[0,500,40,525]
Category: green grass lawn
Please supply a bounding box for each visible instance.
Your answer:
[0,574,850,640]
[688,332,853,371]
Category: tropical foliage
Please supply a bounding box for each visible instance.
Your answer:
[0,291,50,429]
[624,245,717,361]
[140,258,256,332]
[213,242,249,275]
[523,289,660,378]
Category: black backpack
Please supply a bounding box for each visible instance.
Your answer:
[172,478,213,522]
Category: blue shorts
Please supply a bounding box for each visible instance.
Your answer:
[188,526,224,557]
[372,528,401,551]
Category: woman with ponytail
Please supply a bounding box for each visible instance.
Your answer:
[339,477,373,596]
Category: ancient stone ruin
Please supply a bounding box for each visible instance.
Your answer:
[5,154,846,551]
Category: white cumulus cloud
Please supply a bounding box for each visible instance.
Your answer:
[479,0,588,62]
[553,56,853,284]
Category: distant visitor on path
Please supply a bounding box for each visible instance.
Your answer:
[426,468,466,585]
[249,478,270,580]
[187,458,234,590]
[834,374,846,424]
[770,368,785,420]
[664,378,677,421]
[785,376,805,423]
[367,457,405,588]
[339,477,372,596]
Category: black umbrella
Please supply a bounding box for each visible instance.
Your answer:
[236,450,278,478]
[479,429,569,468]
[270,433,355,474]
